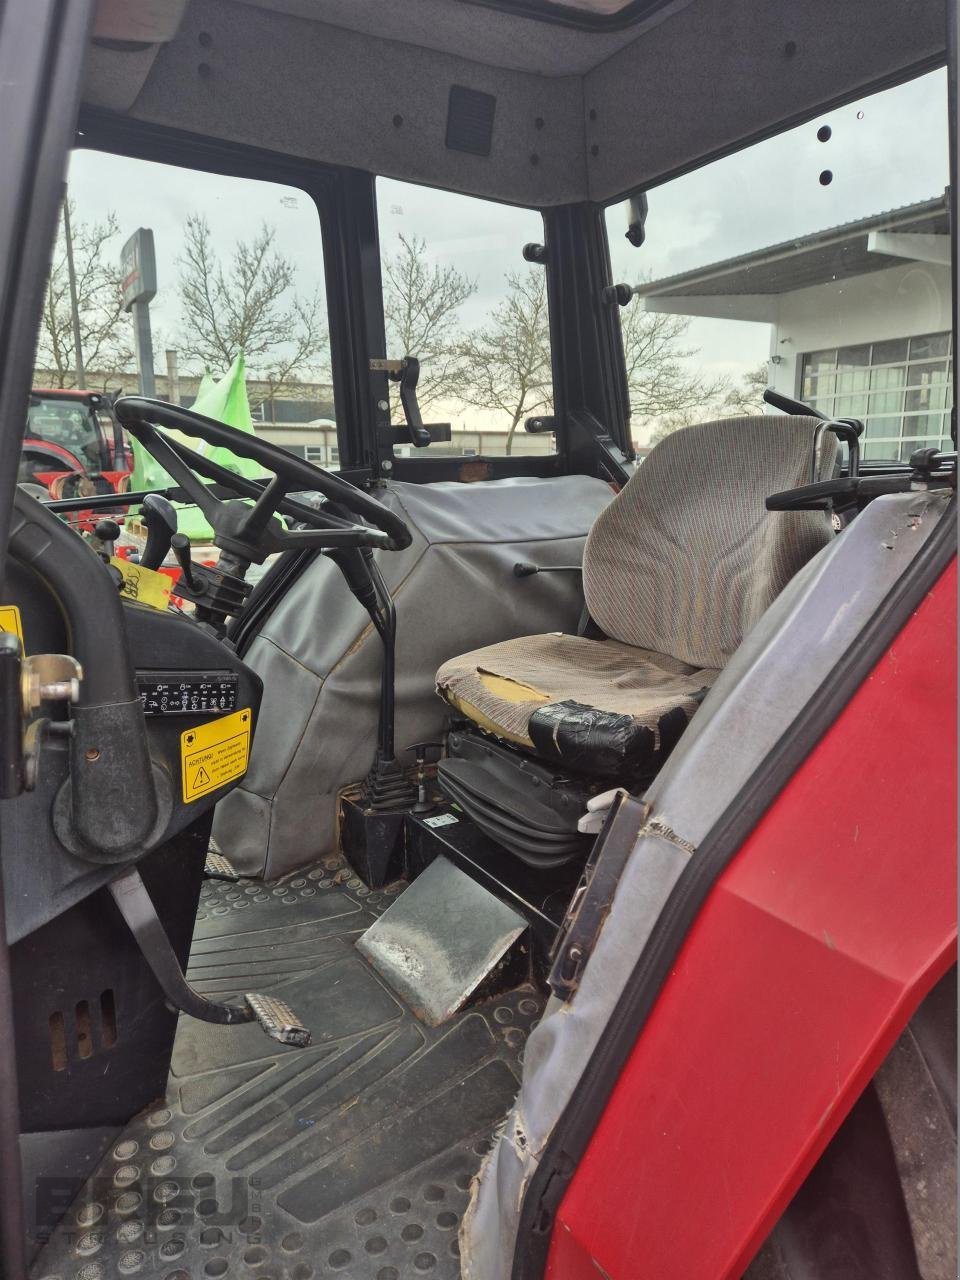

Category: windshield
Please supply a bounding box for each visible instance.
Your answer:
[26,398,103,467]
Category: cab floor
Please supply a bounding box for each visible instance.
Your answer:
[32,853,542,1280]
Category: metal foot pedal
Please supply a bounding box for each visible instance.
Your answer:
[204,850,240,881]
[244,992,311,1047]
[108,865,311,1047]
[357,855,528,1025]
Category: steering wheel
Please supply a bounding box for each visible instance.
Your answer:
[113,397,411,565]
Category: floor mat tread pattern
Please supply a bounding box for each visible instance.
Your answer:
[31,855,541,1280]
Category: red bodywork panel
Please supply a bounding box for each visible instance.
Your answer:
[547,559,957,1280]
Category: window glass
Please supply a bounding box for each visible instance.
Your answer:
[377,179,553,457]
[802,334,954,460]
[26,397,103,467]
[33,150,333,473]
[605,68,952,462]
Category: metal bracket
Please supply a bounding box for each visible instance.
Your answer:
[21,653,82,717]
[548,794,647,1001]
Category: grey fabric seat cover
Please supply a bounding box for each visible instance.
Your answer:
[436,416,835,755]
[212,475,613,877]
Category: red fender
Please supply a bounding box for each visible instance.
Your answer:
[548,559,957,1280]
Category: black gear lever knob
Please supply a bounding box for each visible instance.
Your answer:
[140,493,179,571]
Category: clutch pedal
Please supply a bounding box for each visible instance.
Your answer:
[244,993,311,1047]
[108,865,311,1047]
[204,850,240,881]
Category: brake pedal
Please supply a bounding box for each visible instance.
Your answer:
[244,993,311,1047]
[204,850,240,881]
[108,866,312,1047]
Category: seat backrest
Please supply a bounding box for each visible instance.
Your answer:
[582,415,836,669]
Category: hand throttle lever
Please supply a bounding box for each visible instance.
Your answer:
[170,532,201,592]
[394,357,432,449]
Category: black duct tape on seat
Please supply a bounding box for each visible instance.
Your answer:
[528,699,656,776]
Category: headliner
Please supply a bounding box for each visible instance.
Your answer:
[84,0,949,207]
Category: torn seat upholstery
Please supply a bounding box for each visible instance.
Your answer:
[437,415,836,784]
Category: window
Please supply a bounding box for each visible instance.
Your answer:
[605,69,953,460]
[801,335,953,460]
[34,149,334,481]
[377,178,553,457]
[26,396,103,468]
[305,443,338,467]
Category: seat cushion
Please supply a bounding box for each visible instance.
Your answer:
[436,632,719,776]
[582,415,836,669]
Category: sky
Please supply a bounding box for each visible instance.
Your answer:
[605,66,951,408]
[65,65,950,438]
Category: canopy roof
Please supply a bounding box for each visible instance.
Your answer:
[637,195,952,301]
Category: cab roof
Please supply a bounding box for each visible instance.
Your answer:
[85,0,949,206]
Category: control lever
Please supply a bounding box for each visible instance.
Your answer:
[140,493,179,570]
[391,357,431,448]
[91,518,121,559]
[514,562,582,577]
[169,534,253,632]
[109,865,311,1046]
[170,532,201,592]
[409,740,443,814]
[762,388,862,481]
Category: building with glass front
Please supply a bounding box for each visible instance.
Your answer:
[636,194,952,461]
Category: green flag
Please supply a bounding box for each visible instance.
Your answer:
[188,352,262,482]
[127,354,260,542]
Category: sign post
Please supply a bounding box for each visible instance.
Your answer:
[120,228,157,397]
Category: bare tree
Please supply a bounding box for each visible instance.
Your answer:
[646,360,771,444]
[382,233,476,416]
[177,214,329,408]
[719,361,770,416]
[457,268,552,455]
[34,202,133,388]
[621,287,728,444]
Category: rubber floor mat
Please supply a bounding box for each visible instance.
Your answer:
[31,855,543,1280]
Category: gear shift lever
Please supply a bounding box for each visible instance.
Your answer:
[140,493,179,570]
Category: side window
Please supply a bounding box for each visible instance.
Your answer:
[32,150,333,474]
[377,179,553,457]
[605,68,952,463]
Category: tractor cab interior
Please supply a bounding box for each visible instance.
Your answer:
[0,2,955,1279]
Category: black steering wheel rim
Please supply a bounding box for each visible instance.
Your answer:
[114,396,411,556]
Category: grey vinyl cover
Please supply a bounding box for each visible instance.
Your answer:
[212,474,612,877]
[459,487,953,1279]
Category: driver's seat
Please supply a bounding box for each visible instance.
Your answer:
[435,415,836,848]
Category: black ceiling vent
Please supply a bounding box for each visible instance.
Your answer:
[446,85,496,157]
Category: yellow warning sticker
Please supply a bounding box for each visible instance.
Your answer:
[181,707,252,803]
[0,605,23,648]
[110,558,173,611]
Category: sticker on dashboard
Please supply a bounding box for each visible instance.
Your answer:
[0,605,24,648]
[181,707,251,803]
